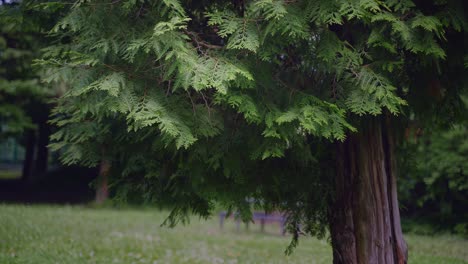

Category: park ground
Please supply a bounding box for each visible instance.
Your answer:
[0,204,467,264]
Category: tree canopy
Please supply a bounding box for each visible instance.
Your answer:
[0,0,49,140]
[37,0,467,256]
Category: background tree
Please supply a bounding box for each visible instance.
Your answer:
[399,94,468,236]
[0,0,58,180]
[39,0,467,263]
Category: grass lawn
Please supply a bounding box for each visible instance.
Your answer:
[0,204,466,264]
[0,170,21,180]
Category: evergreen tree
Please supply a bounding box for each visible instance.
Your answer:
[0,0,42,140]
[39,0,467,263]
[0,0,57,179]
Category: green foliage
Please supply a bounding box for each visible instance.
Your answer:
[418,125,468,195]
[0,1,53,140]
[398,92,468,235]
[399,123,468,233]
[36,0,468,250]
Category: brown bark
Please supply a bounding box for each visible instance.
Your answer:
[95,159,111,204]
[330,117,407,264]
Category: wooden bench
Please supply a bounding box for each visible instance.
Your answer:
[219,211,286,235]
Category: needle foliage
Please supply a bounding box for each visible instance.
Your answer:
[35,0,467,251]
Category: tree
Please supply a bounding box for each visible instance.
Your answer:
[0,0,56,180]
[398,94,468,235]
[40,0,467,263]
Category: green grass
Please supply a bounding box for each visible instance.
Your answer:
[0,170,21,179]
[0,205,466,264]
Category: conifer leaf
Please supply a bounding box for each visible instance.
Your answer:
[226,21,260,52]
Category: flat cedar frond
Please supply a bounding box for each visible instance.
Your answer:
[34,0,467,255]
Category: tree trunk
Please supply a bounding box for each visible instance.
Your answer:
[22,130,36,181]
[34,121,50,176]
[95,159,111,204]
[330,117,408,264]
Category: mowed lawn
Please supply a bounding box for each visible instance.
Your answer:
[0,205,466,264]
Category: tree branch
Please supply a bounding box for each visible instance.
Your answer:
[183,29,223,50]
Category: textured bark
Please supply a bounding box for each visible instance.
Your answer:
[330,117,407,264]
[95,159,111,204]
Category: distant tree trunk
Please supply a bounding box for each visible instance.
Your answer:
[330,116,407,264]
[34,121,50,176]
[22,130,36,181]
[23,101,51,182]
[95,159,111,204]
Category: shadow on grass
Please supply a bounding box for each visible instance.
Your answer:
[0,166,97,204]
